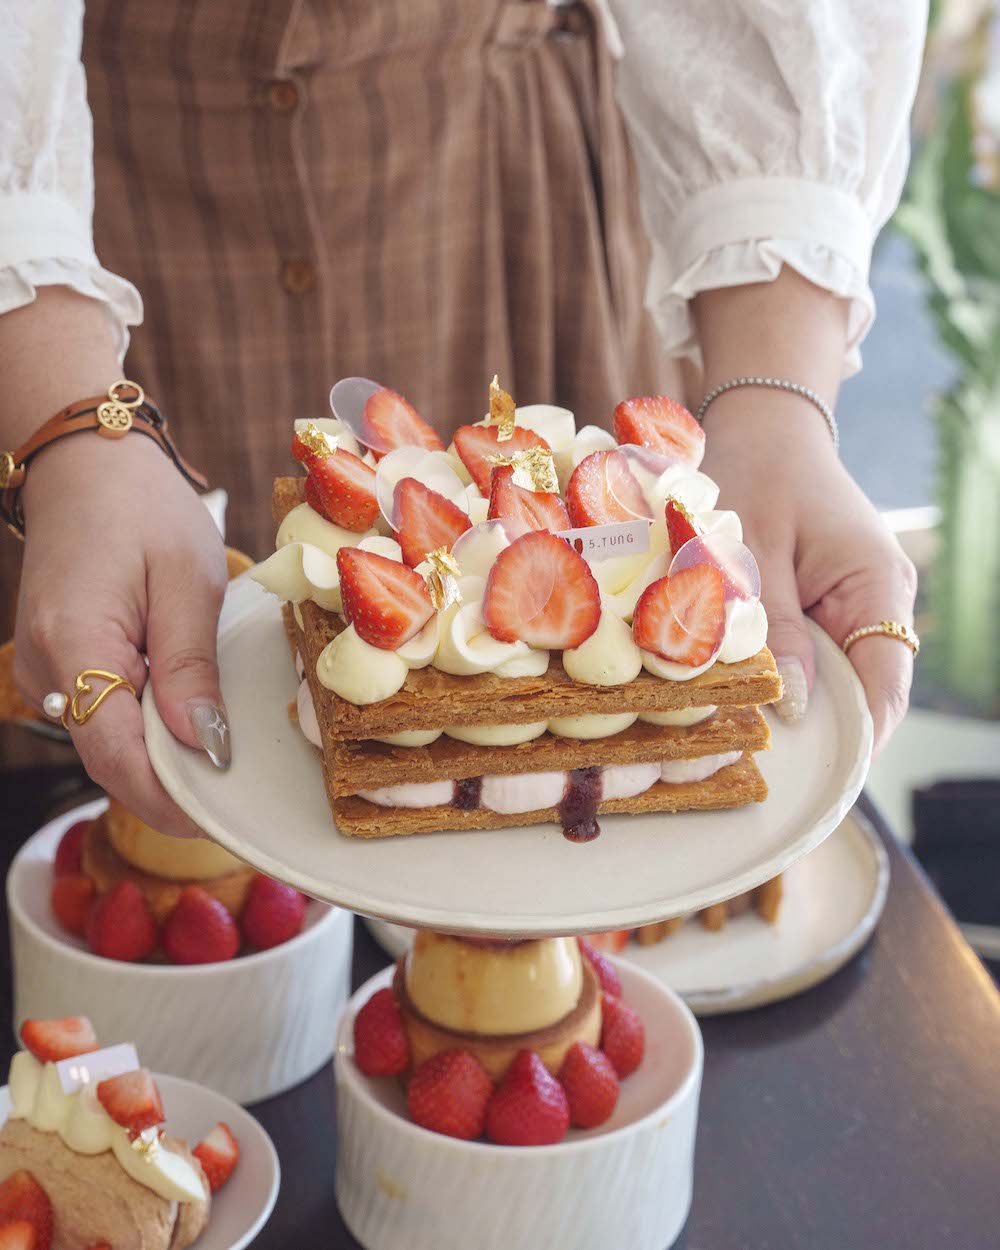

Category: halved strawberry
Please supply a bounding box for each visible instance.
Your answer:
[50,874,95,938]
[483,531,600,650]
[487,465,570,533]
[192,1122,240,1193]
[665,497,699,556]
[632,564,726,667]
[20,1017,98,1064]
[0,1172,52,1250]
[337,548,434,650]
[0,1222,37,1250]
[361,388,443,455]
[613,395,705,468]
[393,478,471,568]
[565,450,652,527]
[96,1069,165,1136]
[304,450,378,532]
[452,425,549,495]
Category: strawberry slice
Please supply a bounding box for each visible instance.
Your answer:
[486,465,570,533]
[565,449,652,527]
[613,395,705,468]
[393,478,471,568]
[452,425,549,495]
[665,497,699,556]
[19,1017,98,1064]
[361,388,443,455]
[337,548,434,650]
[96,1069,165,1136]
[632,564,726,667]
[0,1222,37,1250]
[304,450,378,532]
[192,1122,240,1193]
[0,1172,52,1250]
[483,530,600,650]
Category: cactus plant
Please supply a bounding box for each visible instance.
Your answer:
[895,18,1000,717]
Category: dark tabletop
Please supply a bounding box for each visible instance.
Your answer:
[2,766,999,1250]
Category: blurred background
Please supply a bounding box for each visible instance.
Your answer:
[841,0,999,967]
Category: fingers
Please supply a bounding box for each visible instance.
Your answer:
[756,547,815,725]
[146,549,229,769]
[26,614,204,838]
[811,545,918,755]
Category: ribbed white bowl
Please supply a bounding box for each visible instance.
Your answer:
[8,800,353,1106]
[335,961,702,1250]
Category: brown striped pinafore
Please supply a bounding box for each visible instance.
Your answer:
[1,0,681,647]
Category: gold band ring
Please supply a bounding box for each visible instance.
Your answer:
[43,669,138,728]
[842,620,920,657]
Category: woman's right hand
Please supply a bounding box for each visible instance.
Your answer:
[13,429,229,837]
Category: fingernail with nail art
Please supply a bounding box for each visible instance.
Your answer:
[773,656,808,723]
[189,701,231,769]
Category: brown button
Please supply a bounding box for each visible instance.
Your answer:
[266,80,300,114]
[281,259,317,295]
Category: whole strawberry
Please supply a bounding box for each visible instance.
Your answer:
[53,821,90,877]
[353,988,411,1077]
[241,876,306,950]
[558,1042,620,1129]
[86,881,157,962]
[162,886,240,965]
[600,993,645,1078]
[407,1049,493,1141]
[577,938,622,998]
[51,875,95,938]
[485,1050,570,1147]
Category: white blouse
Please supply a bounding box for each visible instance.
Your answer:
[0,0,927,372]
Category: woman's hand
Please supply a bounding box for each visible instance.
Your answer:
[701,392,918,754]
[13,431,229,835]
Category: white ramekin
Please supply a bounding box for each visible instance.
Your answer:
[8,800,353,1106]
[335,959,703,1250]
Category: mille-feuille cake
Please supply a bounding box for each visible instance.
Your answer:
[253,380,782,840]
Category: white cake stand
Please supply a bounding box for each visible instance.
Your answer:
[145,576,872,937]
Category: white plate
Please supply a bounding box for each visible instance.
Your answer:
[365,811,890,1013]
[0,1073,279,1250]
[145,576,872,936]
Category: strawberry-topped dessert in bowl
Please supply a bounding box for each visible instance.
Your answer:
[7,801,353,1104]
[252,375,782,844]
[334,933,703,1250]
[0,1017,248,1250]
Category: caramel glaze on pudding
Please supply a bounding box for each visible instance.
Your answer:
[395,932,602,1081]
[83,802,255,924]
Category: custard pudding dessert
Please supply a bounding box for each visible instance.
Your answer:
[394,931,601,1080]
[83,799,255,923]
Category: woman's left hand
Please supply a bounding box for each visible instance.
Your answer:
[701,391,918,755]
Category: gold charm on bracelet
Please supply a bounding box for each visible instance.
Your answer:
[97,380,145,439]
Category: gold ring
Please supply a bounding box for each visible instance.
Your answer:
[842,620,920,657]
[43,669,138,728]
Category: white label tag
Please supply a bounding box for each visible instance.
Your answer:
[57,1043,139,1095]
[556,519,651,562]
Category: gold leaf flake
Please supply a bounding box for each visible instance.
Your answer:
[296,422,339,458]
[488,374,517,442]
[487,446,558,493]
[422,547,463,611]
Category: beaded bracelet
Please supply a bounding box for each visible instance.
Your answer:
[695,377,839,450]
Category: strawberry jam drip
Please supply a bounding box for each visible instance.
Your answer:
[560,766,603,842]
[451,777,482,810]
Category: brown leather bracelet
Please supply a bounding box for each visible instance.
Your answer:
[0,380,209,539]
